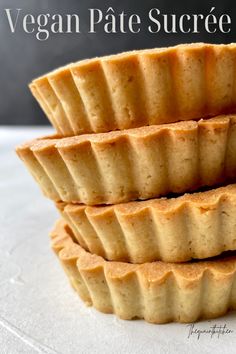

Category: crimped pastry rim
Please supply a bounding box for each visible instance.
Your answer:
[52,219,236,280]
[15,114,236,205]
[56,183,236,263]
[51,221,236,323]
[31,42,236,82]
[15,115,232,152]
[57,183,236,216]
[51,220,236,323]
[29,42,236,136]
[30,43,201,81]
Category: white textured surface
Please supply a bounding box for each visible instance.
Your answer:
[1,127,236,354]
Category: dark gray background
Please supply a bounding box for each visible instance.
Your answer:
[1,0,236,125]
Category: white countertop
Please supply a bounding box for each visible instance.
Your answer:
[1,127,236,354]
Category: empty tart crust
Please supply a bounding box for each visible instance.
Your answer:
[56,184,236,263]
[30,43,236,136]
[16,115,236,205]
[51,219,236,324]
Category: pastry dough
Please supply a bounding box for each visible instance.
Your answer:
[51,219,236,324]
[30,43,236,135]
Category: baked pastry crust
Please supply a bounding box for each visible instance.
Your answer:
[16,115,236,205]
[30,43,236,136]
[51,219,236,324]
[56,184,236,263]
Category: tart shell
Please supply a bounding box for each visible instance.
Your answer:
[30,43,236,136]
[56,184,236,263]
[16,115,236,205]
[51,219,236,324]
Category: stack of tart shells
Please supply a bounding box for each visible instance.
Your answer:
[16,43,236,324]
